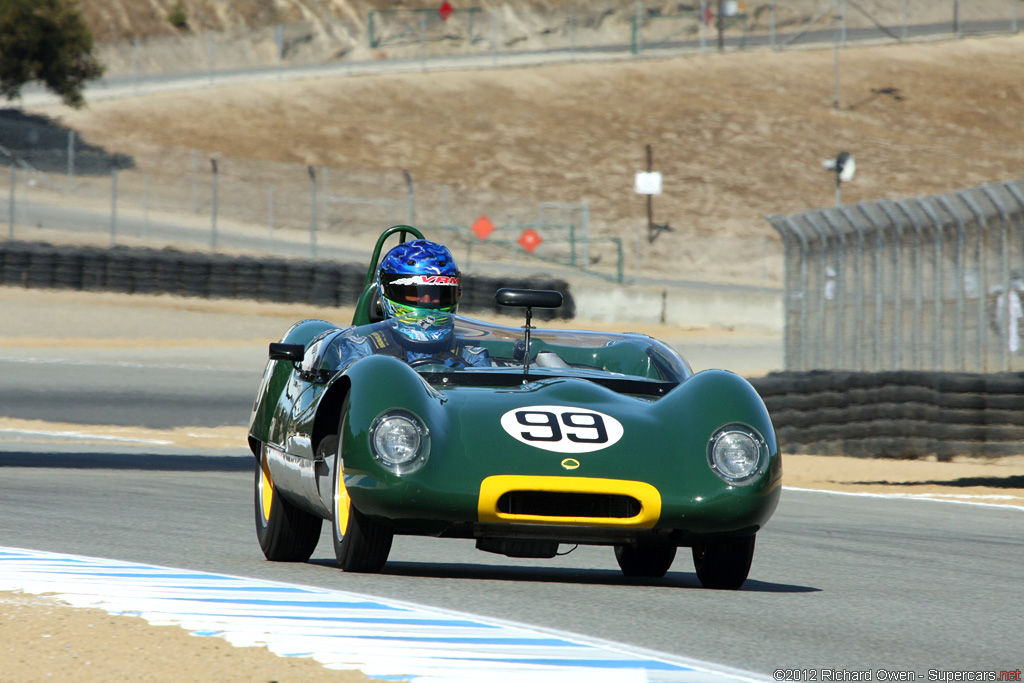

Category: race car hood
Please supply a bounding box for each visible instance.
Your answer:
[340,355,780,532]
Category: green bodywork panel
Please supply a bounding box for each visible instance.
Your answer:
[248,318,340,460]
[336,355,780,539]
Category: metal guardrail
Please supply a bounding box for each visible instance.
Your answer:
[427,222,624,283]
[368,7,483,49]
[630,4,750,55]
[79,1,1024,86]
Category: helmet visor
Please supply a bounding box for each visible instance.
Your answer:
[380,273,461,310]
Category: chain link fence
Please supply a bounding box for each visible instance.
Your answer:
[88,1,1024,83]
[0,111,622,278]
[767,180,1024,373]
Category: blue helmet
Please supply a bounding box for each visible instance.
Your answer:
[377,240,462,350]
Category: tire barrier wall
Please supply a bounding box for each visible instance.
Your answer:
[750,371,1024,460]
[0,241,576,320]
[6,240,1019,460]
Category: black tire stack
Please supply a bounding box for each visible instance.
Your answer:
[751,370,1024,459]
[0,239,574,318]
[5,240,1021,461]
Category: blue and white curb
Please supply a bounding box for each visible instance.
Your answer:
[0,547,767,683]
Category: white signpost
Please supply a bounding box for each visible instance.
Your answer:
[636,145,671,243]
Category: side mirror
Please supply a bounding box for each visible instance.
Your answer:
[269,343,304,362]
[495,288,563,309]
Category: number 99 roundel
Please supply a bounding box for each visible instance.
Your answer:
[499,405,624,454]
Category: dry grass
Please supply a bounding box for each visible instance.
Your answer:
[33,33,1024,286]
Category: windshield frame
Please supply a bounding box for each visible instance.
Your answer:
[318,313,691,388]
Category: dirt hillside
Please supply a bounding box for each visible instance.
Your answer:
[74,0,1024,42]
[31,33,1024,286]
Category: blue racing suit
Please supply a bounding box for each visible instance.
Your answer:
[334,325,491,369]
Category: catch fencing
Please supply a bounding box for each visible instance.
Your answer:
[766,180,1024,373]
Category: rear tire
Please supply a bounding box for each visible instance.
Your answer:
[254,444,322,562]
[691,534,756,589]
[332,406,393,572]
[614,544,677,578]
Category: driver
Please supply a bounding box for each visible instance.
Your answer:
[336,239,491,368]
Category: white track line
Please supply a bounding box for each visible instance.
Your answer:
[0,547,769,683]
[784,486,1024,510]
[0,428,172,444]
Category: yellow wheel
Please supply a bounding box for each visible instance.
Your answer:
[254,443,322,561]
[332,406,393,572]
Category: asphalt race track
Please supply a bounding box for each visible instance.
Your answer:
[0,344,263,429]
[1,350,1022,675]
[2,454,1023,672]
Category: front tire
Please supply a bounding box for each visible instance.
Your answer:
[254,444,322,562]
[691,534,756,589]
[332,414,393,572]
[614,544,677,577]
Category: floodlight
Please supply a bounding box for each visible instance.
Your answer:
[822,151,856,182]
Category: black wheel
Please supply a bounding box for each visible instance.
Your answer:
[254,444,322,562]
[691,534,756,589]
[614,544,677,578]
[332,411,393,572]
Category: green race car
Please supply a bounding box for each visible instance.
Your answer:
[248,227,781,589]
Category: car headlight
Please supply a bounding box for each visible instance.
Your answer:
[706,423,768,485]
[369,410,430,475]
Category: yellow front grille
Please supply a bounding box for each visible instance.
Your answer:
[478,475,661,528]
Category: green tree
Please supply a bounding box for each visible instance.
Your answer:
[167,1,189,31]
[0,0,104,108]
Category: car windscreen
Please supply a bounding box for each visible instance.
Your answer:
[325,314,691,384]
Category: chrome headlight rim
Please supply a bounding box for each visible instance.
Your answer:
[369,409,430,476]
[706,422,769,486]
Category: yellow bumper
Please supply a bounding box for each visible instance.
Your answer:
[478,475,662,528]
